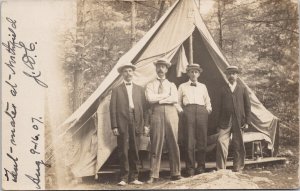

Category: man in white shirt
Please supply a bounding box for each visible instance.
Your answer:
[110,63,149,186]
[145,58,182,183]
[178,64,212,177]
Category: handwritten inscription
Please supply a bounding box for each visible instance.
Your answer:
[25,160,50,190]
[5,102,17,146]
[2,17,19,183]
[2,16,48,89]
[4,152,18,182]
[2,17,50,189]
[25,117,50,189]
[16,41,48,88]
[30,117,43,155]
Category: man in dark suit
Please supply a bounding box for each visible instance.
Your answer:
[110,63,148,186]
[216,66,251,172]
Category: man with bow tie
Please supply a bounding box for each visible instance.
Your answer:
[145,58,182,183]
[178,64,212,177]
[110,63,148,186]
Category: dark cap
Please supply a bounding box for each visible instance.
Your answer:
[225,66,240,74]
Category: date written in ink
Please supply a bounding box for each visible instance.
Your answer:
[30,117,43,155]
[26,116,51,189]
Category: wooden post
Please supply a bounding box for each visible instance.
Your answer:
[189,35,193,64]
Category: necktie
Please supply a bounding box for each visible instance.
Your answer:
[125,83,131,86]
[158,79,164,94]
[190,82,197,87]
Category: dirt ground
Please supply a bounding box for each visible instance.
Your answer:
[60,145,298,190]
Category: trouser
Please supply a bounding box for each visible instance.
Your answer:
[183,104,208,173]
[216,116,245,170]
[117,110,139,182]
[149,105,181,178]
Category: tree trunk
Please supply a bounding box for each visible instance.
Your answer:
[156,0,165,22]
[73,0,85,111]
[131,1,136,46]
[217,0,223,49]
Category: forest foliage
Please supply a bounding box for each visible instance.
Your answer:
[62,0,299,129]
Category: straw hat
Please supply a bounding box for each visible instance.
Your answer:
[153,58,172,68]
[117,63,136,73]
[186,63,203,73]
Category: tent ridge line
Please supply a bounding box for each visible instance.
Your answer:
[131,0,181,64]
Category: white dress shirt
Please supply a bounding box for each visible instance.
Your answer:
[178,80,212,112]
[124,81,134,109]
[145,77,178,104]
[228,81,237,92]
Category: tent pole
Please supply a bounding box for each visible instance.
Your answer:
[189,35,193,64]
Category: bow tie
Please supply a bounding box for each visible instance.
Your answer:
[190,82,197,87]
[125,83,132,86]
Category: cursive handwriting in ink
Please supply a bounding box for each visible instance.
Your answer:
[6,17,17,28]
[5,102,17,146]
[2,17,17,56]
[16,41,48,88]
[30,117,43,155]
[2,17,19,184]
[2,17,18,97]
[25,160,50,189]
[5,79,17,96]
[4,152,18,182]
[30,134,40,155]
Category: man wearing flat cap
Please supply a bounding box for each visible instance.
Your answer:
[216,66,251,172]
[178,64,212,177]
[145,58,182,183]
[110,63,148,186]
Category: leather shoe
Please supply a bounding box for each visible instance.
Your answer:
[232,168,241,172]
[146,177,157,184]
[186,169,195,177]
[130,179,143,185]
[171,175,183,181]
[195,167,205,174]
[117,180,127,186]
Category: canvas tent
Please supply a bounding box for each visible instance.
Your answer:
[55,0,279,177]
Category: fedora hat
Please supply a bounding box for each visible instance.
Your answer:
[117,63,136,73]
[153,58,172,68]
[186,63,203,73]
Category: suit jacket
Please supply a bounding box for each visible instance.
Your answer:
[110,83,148,134]
[219,81,251,129]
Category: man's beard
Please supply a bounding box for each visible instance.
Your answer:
[228,77,235,84]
